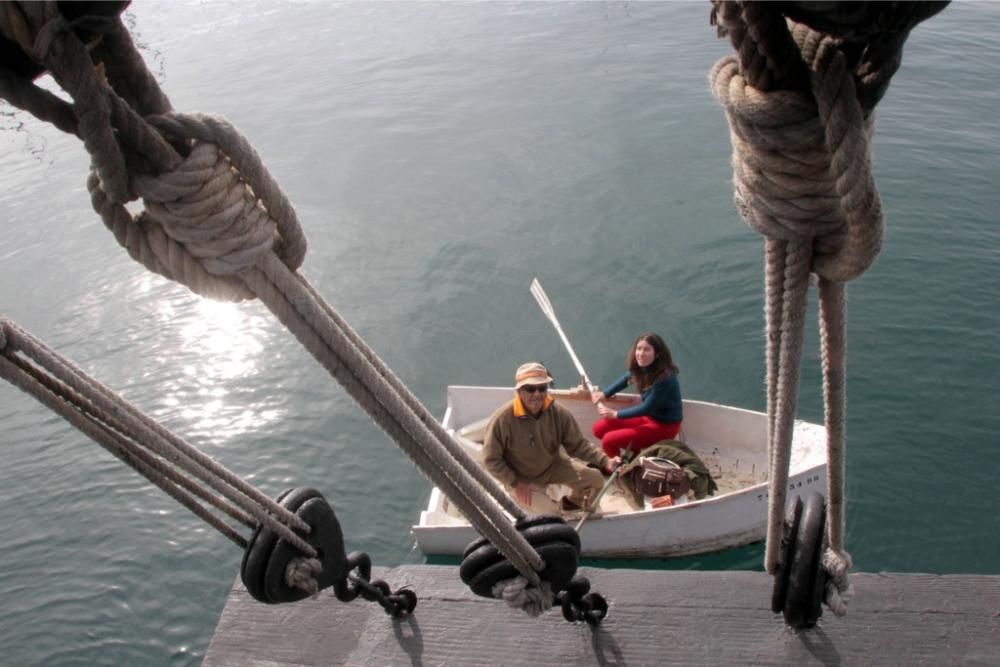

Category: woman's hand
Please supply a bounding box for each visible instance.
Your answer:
[591,390,606,405]
[597,404,617,419]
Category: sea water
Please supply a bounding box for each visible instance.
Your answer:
[1,2,998,664]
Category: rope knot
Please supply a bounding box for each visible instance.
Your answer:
[30,9,117,64]
[87,112,308,302]
[710,9,885,282]
[493,576,553,617]
[822,547,853,617]
[285,556,323,598]
[134,141,279,276]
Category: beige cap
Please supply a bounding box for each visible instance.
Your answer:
[515,362,554,389]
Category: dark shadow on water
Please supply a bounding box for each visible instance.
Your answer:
[425,541,766,571]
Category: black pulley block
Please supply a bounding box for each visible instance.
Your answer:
[459,514,581,598]
[772,492,828,628]
[240,487,348,604]
[771,494,802,614]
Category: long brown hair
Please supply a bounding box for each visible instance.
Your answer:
[627,332,679,393]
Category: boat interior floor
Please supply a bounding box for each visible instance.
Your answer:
[517,477,643,517]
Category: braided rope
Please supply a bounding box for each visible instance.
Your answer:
[0,67,79,135]
[0,316,316,554]
[243,257,544,582]
[817,277,847,557]
[710,0,947,617]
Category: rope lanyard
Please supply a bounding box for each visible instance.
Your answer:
[709,0,948,615]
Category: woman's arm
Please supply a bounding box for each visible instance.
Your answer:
[616,375,679,421]
[602,372,630,399]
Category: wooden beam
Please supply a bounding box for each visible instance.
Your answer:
[205,566,999,666]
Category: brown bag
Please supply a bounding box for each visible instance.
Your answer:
[629,457,691,499]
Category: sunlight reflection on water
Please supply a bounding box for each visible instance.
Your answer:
[136,274,285,445]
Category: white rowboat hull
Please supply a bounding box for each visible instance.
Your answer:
[412,386,827,559]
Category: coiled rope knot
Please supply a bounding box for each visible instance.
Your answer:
[2,4,310,302]
[135,141,279,275]
[822,547,853,617]
[492,576,553,617]
[87,113,308,302]
[709,19,883,283]
[709,2,896,282]
[285,557,323,597]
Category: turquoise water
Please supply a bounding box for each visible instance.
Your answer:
[2,2,998,664]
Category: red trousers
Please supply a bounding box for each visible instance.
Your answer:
[592,416,681,458]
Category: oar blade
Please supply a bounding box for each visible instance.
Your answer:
[529,277,555,321]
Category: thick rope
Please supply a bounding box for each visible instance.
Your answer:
[818,277,852,612]
[243,258,544,583]
[296,275,526,522]
[0,67,79,135]
[1,3,551,603]
[0,316,316,555]
[710,0,946,615]
[763,238,811,574]
[120,112,545,585]
[710,21,865,585]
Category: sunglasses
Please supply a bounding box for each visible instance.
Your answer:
[520,384,549,394]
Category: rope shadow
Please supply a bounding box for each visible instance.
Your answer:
[590,625,625,667]
[796,625,841,667]
[391,614,425,667]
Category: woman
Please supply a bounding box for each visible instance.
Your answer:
[591,332,683,458]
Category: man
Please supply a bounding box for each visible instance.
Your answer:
[482,362,618,512]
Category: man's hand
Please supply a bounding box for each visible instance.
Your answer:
[603,456,621,475]
[591,390,606,405]
[514,482,533,505]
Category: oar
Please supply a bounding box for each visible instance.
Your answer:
[529,278,603,405]
[574,449,634,532]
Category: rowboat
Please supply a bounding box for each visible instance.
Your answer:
[412,385,827,559]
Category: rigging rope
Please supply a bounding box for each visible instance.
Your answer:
[2,0,951,621]
[0,0,551,606]
[709,0,947,616]
[0,317,311,552]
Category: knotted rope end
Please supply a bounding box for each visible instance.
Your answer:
[492,576,553,617]
[285,556,323,598]
[822,547,853,616]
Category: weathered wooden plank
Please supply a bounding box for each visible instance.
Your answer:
[205,566,1000,666]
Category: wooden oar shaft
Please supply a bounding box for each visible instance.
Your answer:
[574,468,619,532]
[574,450,633,532]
